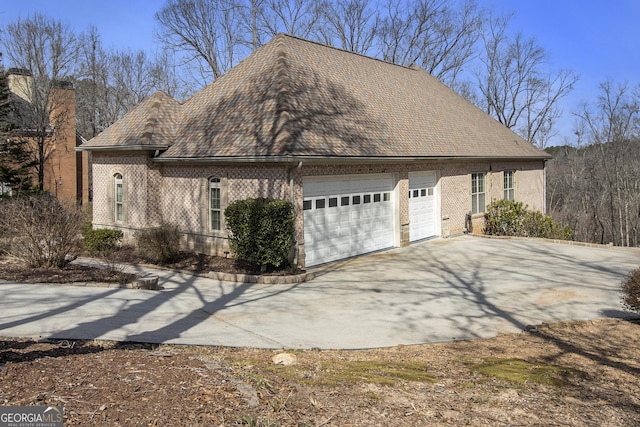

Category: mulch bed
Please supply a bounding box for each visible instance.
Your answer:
[0,248,302,285]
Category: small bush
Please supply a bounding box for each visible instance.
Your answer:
[483,200,528,236]
[621,268,640,314]
[134,222,181,264]
[84,228,123,256]
[522,210,573,240]
[0,195,84,268]
[484,200,572,240]
[225,198,295,272]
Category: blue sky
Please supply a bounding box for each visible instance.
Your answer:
[1,0,638,146]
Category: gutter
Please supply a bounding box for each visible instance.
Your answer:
[150,154,552,164]
[74,147,551,163]
[75,145,170,152]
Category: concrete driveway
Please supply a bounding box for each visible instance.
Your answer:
[0,236,638,349]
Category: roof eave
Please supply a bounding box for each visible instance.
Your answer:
[75,145,170,152]
[152,154,551,164]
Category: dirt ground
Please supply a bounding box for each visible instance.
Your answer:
[1,257,639,426]
[0,319,638,426]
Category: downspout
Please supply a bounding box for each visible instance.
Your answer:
[543,159,547,214]
[289,161,302,205]
[288,161,303,267]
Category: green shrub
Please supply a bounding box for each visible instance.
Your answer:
[484,199,572,240]
[225,198,295,272]
[621,268,640,314]
[522,210,573,240]
[483,200,528,236]
[84,228,123,256]
[134,222,181,264]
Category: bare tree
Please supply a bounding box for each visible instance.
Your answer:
[379,0,483,87]
[75,25,110,138]
[155,0,248,85]
[316,0,379,54]
[1,13,80,192]
[547,80,640,248]
[475,13,577,148]
[574,81,640,247]
[260,0,322,39]
[76,28,188,139]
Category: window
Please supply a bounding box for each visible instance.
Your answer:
[315,198,325,209]
[329,197,338,207]
[114,173,123,222]
[303,200,312,210]
[471,172,485,214]
[0,182,12,198]
[209,178,221,230]
[504,171,515,201]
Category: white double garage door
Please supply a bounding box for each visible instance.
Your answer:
[303,172,438,267]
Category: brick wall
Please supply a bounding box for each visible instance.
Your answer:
[92,152,151,231]
[90,155,545,264]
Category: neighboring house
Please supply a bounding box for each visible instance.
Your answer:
[78,34,551,268]
[5,68,89,205]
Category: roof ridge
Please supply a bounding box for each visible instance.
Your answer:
[272,35,293,151]
[140,93,166,143]
[275,33,420,72]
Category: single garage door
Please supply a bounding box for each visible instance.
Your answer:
[303,174,395,267]
[409,171,438,242]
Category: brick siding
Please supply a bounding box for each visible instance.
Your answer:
[91,156,545,266]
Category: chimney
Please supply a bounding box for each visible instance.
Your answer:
[6,68,34,103]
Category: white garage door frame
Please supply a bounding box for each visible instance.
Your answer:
[408,171,441,242]
[302,173,398,267]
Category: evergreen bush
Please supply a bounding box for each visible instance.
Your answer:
[84,228,123,256]
[484,199,572,240]
[225,198,295,272]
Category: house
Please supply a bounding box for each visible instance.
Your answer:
[4,68,89,205]
[77,34,551,268]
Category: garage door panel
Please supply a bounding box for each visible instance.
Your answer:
[303,175,394,267]
[409,171,438,242]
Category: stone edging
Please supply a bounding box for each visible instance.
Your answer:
[208,271,315,284]
[69,258,316,286]
[469,233,640,251]
[126,274,159,290]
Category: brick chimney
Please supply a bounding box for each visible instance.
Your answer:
[47,80,89,205]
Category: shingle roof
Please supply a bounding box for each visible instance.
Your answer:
[81,90,182,149]
[80,34,550,160]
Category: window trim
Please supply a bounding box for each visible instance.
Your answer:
[201,176,228,236]
[114,173,123,222]
[471,172,486,215]
[209,177,221,231]
[504,170,515,201]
